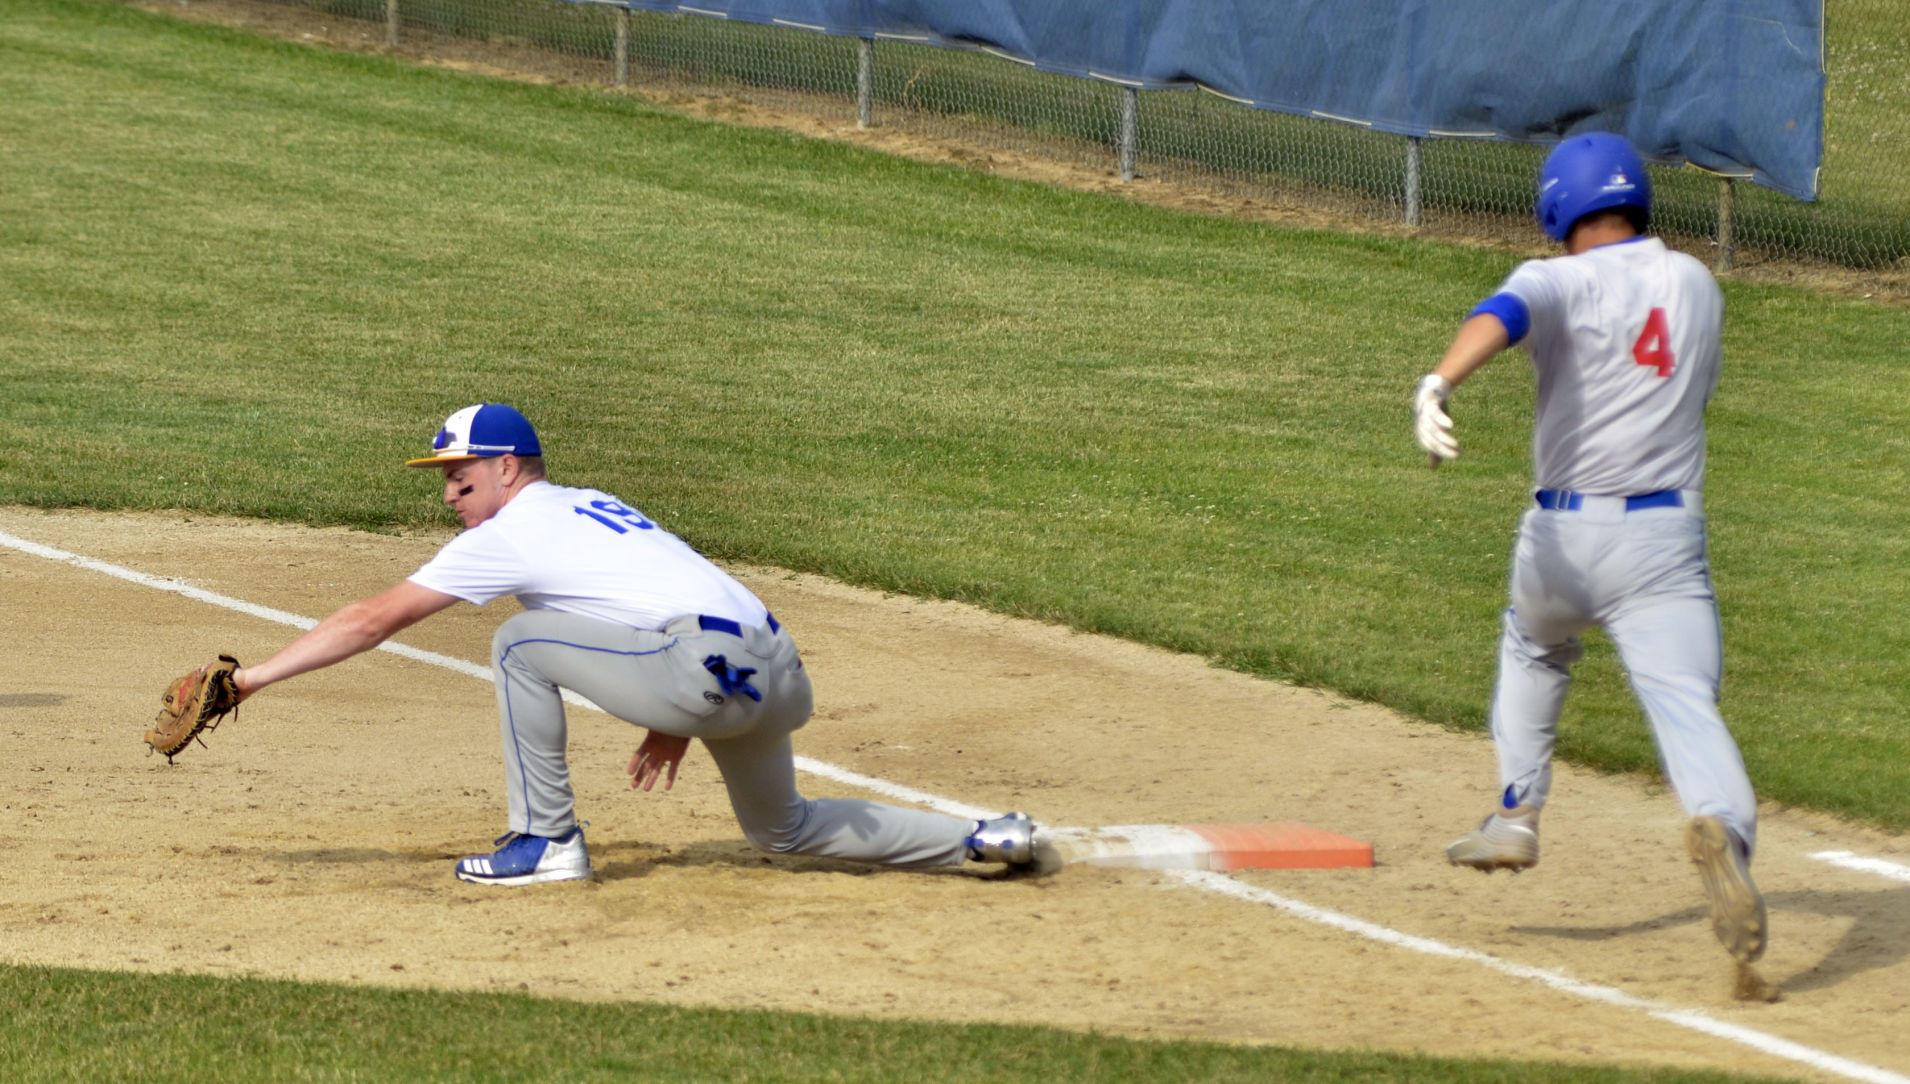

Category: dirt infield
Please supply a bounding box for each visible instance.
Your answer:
[3,505,1907,1079]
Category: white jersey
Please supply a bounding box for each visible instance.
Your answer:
[408,480,769,631]
[1497,237,1723,494]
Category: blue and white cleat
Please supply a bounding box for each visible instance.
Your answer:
[965,812,1036,866]
[455,826,592,886]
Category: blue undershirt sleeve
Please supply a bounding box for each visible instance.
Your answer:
[1468,292,1530,345]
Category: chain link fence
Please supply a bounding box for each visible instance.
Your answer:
[247,0,1910,282]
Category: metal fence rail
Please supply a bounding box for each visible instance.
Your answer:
[267,0,1908,277]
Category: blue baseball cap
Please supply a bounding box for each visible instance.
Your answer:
[405,403,542,467]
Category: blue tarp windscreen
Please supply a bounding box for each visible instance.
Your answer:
[619,0,1825,200]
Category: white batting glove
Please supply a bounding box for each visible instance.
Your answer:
[1412,373,1459,462]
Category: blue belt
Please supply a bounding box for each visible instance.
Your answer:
[1534,489,1682,512]
[697,613,780,637]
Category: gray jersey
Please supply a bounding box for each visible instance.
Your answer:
[1498,237,1723,494]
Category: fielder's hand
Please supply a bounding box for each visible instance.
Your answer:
[1412,373,1458,464]
[628,730,690,792]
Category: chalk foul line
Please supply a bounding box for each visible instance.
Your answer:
[1179,871,1906,1084]
[1810,850,1910,884]
[4,525,1904,1084]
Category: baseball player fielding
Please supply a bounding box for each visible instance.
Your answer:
[171,403,1043,885]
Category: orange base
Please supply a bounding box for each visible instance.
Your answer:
[1043,822,1374,872]
[1186,822,1374,870]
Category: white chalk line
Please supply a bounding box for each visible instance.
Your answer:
[0,528,494,682]
[1811,851,1910,885]
[1182,871,1907,1084]
[4,525,1903,1083]
[790,756,996,822]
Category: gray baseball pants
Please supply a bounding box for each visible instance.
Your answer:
[489,610,972,866]
[1489,496,1759,854]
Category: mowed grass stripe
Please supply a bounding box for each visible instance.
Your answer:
[2,0,1907,844]
[0,964,1800,1084]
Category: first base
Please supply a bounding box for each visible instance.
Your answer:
[1040,822,1373,871]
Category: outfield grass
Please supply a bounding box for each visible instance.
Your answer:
[327,0,1910,265]
[0,964,1801,1084]
[3,0,1907,832]
[1823,0,1910,211]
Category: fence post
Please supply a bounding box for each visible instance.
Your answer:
[615,8,630,87]
[1716,177,1736,272]
[385,0,398,46]
[1404,136,1423,226]
[856,38,874,129]
[1119,87,1138,182]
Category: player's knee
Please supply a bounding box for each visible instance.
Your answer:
[738,804,812,854]
[742,823,803,854]
[492,612,536,655]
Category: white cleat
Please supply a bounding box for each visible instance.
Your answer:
[1447,805,1540,872]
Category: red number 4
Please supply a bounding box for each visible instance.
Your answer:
[1632,307,1674,376]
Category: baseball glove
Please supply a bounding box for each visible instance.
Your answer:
[145,655,244,762]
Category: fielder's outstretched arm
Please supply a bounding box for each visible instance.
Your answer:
[233,580,461,698]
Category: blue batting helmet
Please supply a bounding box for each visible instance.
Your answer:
[1535,132,1652,242]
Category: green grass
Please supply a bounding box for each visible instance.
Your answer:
[0,964,1797,1083]
[3,0,1908,831]
[1823,0,1910,211]
[318,0,1910,266]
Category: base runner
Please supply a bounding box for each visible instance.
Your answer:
[1411,134,1767,969]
